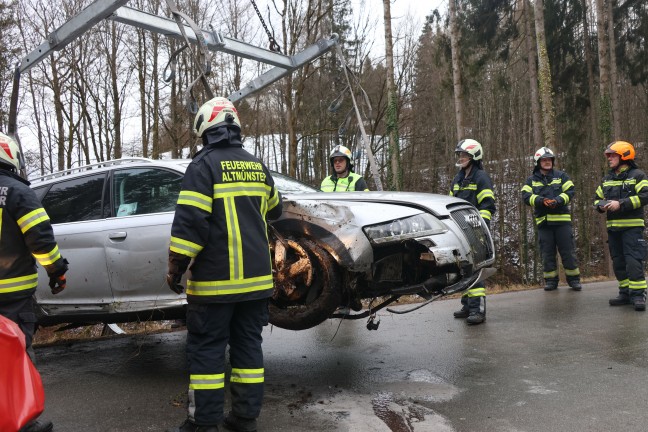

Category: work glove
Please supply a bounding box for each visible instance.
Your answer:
[49,274,67,294]
[543,198,558,209]
[166,272,185,294]
[167,252,191,295]
[46,257,69,295]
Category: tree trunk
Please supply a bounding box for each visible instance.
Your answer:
[607,0,621,138]
[595,0,612,143]
[523,0,543,150]
[448,0,465,140]
[383,0,402,190]
[533,0,557,150]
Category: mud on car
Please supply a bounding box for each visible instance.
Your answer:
[29,158,495,330]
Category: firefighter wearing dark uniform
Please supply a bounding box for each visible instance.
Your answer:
[594,141,648,311]
[449,139,495,325]
[0,132,68,432]
[521,147,581,291]
[320,145,369,192]
[167,98,282,432]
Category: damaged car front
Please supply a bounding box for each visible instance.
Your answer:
[268,173,496,330]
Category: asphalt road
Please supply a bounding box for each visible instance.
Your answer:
[35,280,648,432]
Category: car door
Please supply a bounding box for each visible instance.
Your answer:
[103,166,185,313]
[35,173,114,315]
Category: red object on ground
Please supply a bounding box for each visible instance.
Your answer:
[0,315,45,432]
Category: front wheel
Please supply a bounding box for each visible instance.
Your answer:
[269,238,341,330]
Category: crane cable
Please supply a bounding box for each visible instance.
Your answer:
[332,44,383,191]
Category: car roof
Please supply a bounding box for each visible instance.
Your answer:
[29,157,191,186]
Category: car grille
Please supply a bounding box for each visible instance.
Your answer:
[450,207,493,265]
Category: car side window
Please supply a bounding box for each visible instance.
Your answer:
[112,168,182,217]
[41,174,106,224]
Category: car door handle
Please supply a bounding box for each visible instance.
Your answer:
[109,232,128,240]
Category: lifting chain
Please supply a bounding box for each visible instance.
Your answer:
[249,0,282,53]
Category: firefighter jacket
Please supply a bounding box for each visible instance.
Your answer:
[170,145,282,304]
[521,168,575,226]
[594,165,648,231]
[0,169,66,303]
[449,165,496,225]
[320,172,369,192]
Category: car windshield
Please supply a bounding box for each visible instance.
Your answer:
[271,172,319,194]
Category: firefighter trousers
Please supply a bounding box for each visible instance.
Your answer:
[608,227,648,296]
[0,296,37,360]
[460,283,486,315]
[186,299,269,426]
[538,224,580,283]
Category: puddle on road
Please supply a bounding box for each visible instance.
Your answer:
[305,369,457,431]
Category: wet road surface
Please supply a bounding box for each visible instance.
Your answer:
[36,280,648,431]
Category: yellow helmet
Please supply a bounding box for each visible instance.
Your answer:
[193,97,241,137]
[0,132,23,172]
[605,141,635,161]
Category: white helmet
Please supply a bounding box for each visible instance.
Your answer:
[0,132,23,172]
[455,139,483,167]
[193,97,241,137]
[533,147,555,164]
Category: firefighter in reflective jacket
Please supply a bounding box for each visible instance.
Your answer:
[0,132,68,432]
[521,147,581,291]
[594,141,648,311]
[167,98,282,432]
[449,139,495,325]
[320,145,369,192]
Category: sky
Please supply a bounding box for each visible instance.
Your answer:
[353,0,446,58]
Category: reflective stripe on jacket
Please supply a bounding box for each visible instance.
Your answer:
[594,166,648,230]
[449,166,496,223]
[320,172,369,192]
[521,168,575,226]
[0,170,63,302]
[170,146,282,303]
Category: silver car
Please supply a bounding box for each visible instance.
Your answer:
[30,158,495,330]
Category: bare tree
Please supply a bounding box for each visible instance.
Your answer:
[533,0,557,150]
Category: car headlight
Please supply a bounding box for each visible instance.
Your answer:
[363,213,447,244]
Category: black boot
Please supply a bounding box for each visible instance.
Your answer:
[609,288,631,306]
[568,280,582,291]
[453,306,469,318]
[223,413,257,432]
[19,420,53,432]
[631,289,646,311]
[454,297,469,318]
[466,311,485,325]
[169,419,219,432]
[543,279,558,291]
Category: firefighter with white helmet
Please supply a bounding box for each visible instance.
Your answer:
[167,97,282,432]
[595,141,648,311]
[449,139,495,325]
[320,145,369,192]
[521,147,581,291]
[0,132,68,432]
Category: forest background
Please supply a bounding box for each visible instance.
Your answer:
[1,0,647,286]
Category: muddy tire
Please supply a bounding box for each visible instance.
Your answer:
[269,239,341,330]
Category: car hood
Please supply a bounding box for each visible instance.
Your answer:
[283,191,463,224]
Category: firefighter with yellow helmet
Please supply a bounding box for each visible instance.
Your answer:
[320,145,369,192]
[594,141,648,311]
[449,139,495,325]
[0,132,68,432]
[167,97,282,432]
[521,147,581,291]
